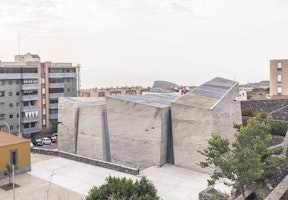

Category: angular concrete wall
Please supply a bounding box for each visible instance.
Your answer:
[171,78,242,172]
[106,96,170,169]
[58,98,79,154]
[58,97,106,161]
[77,104,106,160]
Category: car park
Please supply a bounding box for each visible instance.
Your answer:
[32,138,44,146]
[42,137,52,145]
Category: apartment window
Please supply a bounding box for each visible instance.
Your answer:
[9,103,13,107]
[0,103,5,109]
[9,92,12,96]
[8,80,12,85]
[277,86,282,94]
[277,62,282,70]
[0,80,5,85]
[10,126,13,130]
[16,80,20,84]
[277,74,282,83]
[17,113,19,118]
[16,91,20,96]
[0,114,5,120]
[0,91,5,97]
[16,102,19,107]
[9,114,13,118]
[67,88,70,92]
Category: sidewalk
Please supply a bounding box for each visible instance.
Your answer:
[0,153,230,200]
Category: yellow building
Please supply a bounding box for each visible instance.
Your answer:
[0,132,31,179]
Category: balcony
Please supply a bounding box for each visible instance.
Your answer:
[49,103,58,109]
[48,72,76,78]
[21,84,38,90]
[21,116,39,123]
[49,82,64,88]
[49,93,64,99]
[21,106,39,112]
[49,113,58,119]
[23,126,41,135]
[21,95,38,101]
[0,73,38,79]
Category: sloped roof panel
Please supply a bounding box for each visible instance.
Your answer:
[108,95,171,108]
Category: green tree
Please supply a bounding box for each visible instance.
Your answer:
[4,164,18,185]
[197,116,286,199]
[86,176,160,200]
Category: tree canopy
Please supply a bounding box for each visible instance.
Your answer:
[198,116,286,199]
[85,176,160,200]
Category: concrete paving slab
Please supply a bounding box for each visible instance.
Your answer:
[1,153,231,200]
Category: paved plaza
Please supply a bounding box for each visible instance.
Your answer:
[0,153,230,200]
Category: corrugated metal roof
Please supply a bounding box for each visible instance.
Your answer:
[108,95,171,108]
[190,79,235,99]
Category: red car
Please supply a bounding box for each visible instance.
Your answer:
[48,135,58,143]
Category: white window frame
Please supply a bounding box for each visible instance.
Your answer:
[277,62,282,70]
[277,86,282,94]
[277,74,282,82]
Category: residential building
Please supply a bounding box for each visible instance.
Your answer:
[270,59,288,99]
[81,86,150,97]
[0,131,31,179]
[0,53,79,137]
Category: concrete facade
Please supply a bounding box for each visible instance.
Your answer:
[171,77,242,172]
[58,77,241,172]
[106,95,171,169]
[58,97,106,160]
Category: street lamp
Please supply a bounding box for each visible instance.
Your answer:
[3,121,10,134]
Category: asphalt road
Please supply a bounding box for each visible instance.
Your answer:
[34,142,58,150]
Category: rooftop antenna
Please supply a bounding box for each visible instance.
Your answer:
[18,30,20,55]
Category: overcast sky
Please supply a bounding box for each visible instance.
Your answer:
[1,0,288,89]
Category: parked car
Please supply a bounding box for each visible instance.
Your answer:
[32,138,44,146]
[42,137,52,145]
[48,135,58,143]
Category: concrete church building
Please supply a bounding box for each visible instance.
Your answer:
[58,97,107,160]
[171,77,242,171]
[57,77,241,172]
[106,95,171,169]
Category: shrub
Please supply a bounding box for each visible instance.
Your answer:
[242,108,253,117]
[269,121,287,136]
[210,191,231,200]
[253,111,267,118]
[86,176,160,200]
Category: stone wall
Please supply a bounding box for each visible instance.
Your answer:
[31,148,139,175]
[241,99,288,120]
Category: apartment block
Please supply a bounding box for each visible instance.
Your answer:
[270,59,288,99]
[81,86,150,97]
[0,53,79,137]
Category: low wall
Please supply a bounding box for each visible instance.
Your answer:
[31,148,139,175]
[265,175,288,200]
[241,99,288,121]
